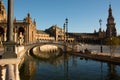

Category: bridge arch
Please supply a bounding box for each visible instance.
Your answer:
[28,42,73,58]
[0,27,4,42]
[29,43,65,59]
[18,27,25,45]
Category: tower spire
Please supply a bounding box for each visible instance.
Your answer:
[106,4,117,37]
[0,0,3,2]
[109,3,113,17]
[109,4,111,8]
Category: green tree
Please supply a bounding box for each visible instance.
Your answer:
[105,37,120,57]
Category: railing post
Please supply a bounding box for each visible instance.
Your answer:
[6,64,15,80]
[1,65,6,80]
[15,64,20,80]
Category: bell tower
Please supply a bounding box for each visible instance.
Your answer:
[106,4,117,37]
[0,0,7,21]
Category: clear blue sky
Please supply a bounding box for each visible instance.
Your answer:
[3,0,120,34]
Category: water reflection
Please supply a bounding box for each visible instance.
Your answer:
[106,63,120,80]
[20,56,37,80]
[20,52,120,80]
[64,53,69,80]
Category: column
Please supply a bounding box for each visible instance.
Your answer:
[14,64,20,80]
[4,27,7,41]
[7,0,14,42]
[14,33,17,42]
[2,0,17,58]
[4,33,6,41]
[24,27,27,45]
[14,28,17,42]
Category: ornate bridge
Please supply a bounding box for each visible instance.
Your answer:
[26,41,73,53]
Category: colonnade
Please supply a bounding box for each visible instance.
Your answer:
[0,30,24,45]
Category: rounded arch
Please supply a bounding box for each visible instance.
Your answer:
[18,27,25,35]
[18,27,25,45]
[0,27,4,42]
[0,27,4,36]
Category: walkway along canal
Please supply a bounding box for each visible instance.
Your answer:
[71,44,120,65]
[71,52,120,65]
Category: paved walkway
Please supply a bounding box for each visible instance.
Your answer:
[72,52,120,65]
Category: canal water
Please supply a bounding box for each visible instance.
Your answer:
[20,45,120,80]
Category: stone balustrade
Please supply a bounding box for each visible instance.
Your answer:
[0,45,25,80]
[40,45,58,52]
[0,59,20,80]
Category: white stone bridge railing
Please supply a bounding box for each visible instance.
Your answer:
[0,45,26,80]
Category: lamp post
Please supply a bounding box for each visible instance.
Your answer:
[63,23,66,42]
[99,19,103,53]
[7,0,14,42]
[64,19,69,78]
[2,0,17,59]
[65,18,68,42]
